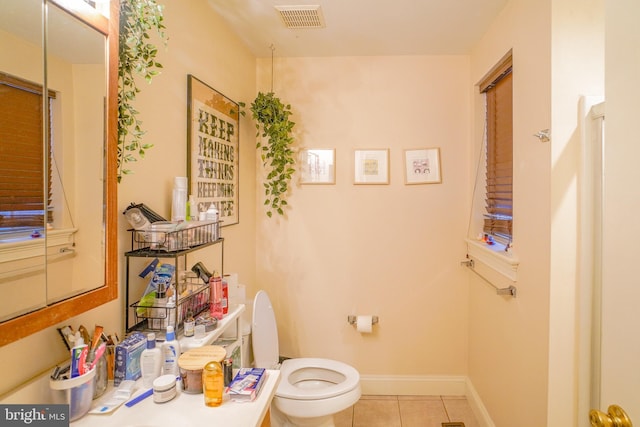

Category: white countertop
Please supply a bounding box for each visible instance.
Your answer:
[71,370,280,427]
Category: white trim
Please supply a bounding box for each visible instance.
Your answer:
[466,238,519,283]
[466,378,497,427]
[0,228,77,263]
[360,374,467,396]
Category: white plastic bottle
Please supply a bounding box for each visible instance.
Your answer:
[140,333,162,388]
[171,177,188,222]
[162,326,181,376]
[205,203,219,240]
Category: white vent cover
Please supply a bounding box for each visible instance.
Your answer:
[275,5,325,29]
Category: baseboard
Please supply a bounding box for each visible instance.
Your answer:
[359,374,467,396]
[359,375,495,427]
[465,378,496,427]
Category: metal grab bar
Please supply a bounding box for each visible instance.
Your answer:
[461,258,517,298]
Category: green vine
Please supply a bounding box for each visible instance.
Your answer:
[241,92,296,217]
[117,0,167,182]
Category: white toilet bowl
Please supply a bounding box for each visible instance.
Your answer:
[252,291,361,427]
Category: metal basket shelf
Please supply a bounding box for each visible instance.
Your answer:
[130,278,210,332]
[127,221,220,253]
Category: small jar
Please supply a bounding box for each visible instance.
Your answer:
[153,374,177,403]
[202,361,224,407]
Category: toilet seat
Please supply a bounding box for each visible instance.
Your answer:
[252,289,362,423]
[277,357,360,400]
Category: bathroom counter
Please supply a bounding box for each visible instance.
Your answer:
[71,370,280,427]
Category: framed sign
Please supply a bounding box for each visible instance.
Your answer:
[187,75,240,226]
[354,149,389,184]
[404,148,441,184]
[300,148,336,184]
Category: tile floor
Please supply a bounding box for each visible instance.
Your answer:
[333,395,480,427]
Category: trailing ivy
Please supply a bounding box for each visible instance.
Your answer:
[243,92,296,217]
[117,0,167,182]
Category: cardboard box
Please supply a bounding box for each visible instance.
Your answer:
[113,332,146,386]
[226,368,266,402]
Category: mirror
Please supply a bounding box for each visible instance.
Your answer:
[0,0,118,346]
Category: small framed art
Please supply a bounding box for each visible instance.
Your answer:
[404,148,441,184]
[300,149,336,184]
[354,149,389,185]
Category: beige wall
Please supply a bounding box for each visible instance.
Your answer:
[253,56,471,378]
[601,0,640,420]
[0,0,257,398]
[468,0,605,425]
[468,1,552,425]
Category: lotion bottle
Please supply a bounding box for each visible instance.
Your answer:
[140,333,162,388]
[162,325,181,376]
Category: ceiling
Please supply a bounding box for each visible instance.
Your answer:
[206,0,509,58]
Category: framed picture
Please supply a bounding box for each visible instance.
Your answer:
[300,149,336,184]
[404,148,442,184]
[187,75,240,226]
[354,149,389,184]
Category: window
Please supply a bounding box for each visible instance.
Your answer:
[0,72,54,234]
[479,55,513,242]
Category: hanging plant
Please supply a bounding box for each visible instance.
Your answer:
[117,0,167,182]
[240,92,296,217]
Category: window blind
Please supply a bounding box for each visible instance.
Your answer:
[482,62,513,240]
[0,73,53,229]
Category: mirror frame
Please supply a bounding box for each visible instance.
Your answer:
[0,0,118,346]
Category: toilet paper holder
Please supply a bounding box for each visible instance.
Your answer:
[347,315,379,326]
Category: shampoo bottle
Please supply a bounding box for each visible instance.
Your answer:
[140,333,162,388]
[162,326,181,376]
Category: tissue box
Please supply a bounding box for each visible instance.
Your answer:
[113,332,146,386]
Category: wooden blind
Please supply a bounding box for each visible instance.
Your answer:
[482,61,513,239]
[0,73,53,229]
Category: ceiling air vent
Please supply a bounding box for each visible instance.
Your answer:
[275,5,325,29]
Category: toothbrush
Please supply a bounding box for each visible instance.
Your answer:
[89,343,107,371]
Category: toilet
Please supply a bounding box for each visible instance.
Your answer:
[252,290,361,427]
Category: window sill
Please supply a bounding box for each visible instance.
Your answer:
[0,228,77,264]
[465,238,519,284]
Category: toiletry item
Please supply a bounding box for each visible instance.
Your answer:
[202,361,224,407]
[113,332,146,386]
[123,207,151,230]
[162,325,181,376]
[89,380,135,414]
[153,374,177,403]
[140,333,162,388]
[183,308,195,337]
[227,368,267,402]
[209,273,223,320]
[191,261,212,284]
[177,345,226,394]
[221,277,228,315]
[124,388,153,407]
[205,203,219,240]
[70,337,88,378]
[171,176,188,222]
[187,194,197,221]
[149,283,168,330]
[222,358,233,386]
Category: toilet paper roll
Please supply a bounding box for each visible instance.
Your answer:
[356,315,374,333]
